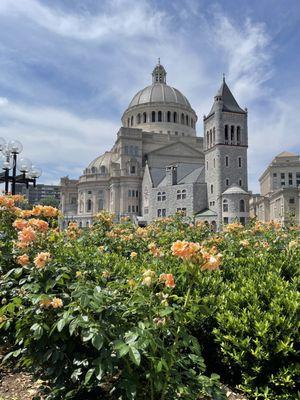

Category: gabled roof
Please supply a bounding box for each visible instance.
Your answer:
[195,209,218,217]
[206,78,246,118]
[149,163,205,188]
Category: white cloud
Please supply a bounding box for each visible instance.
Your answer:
[0,0,166,41]
[0,98,119,184]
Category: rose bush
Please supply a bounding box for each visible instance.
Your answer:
[0,195,299,400]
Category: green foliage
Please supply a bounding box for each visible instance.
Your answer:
[0,199,299,400]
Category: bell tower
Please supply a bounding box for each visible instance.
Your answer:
[204,76,249,227]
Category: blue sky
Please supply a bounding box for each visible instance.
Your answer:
[0,0,299,192]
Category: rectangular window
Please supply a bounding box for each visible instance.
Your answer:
[223,217,229,224]
[240,217,245,225]
[226,178,229,186]
[136,205,138,212]
[225,156,229,167]
[238,157,242,168]
[132,205,135,212]
[297,172,300,186]
[239,179,242,187]
[130,166,136,174]
[281,173,285,179]
[231,125,234,143]
[128,205,131,212]
[162,209,166,217]
[289,198,295,204]
[273,173,277,177]
[157,209,161,217]
[128,190,131,197]
[136,190,139,197]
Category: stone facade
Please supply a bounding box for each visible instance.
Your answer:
[250,152,300,225]
[60,62,250,228]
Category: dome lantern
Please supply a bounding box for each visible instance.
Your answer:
[152,58,166,84]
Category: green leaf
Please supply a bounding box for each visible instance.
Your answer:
[57,318,66,332]
[129,346,141,366]
[84,368,95,385]
[92,333,104,350]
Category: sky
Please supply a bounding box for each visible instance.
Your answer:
[0,0,299,192]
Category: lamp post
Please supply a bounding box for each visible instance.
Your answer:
[0,138,42,195]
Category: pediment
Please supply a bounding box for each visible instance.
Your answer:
[147,141,204,159]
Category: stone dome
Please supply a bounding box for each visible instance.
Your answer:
[122,60,197,137]
[84,151,117,175]
[128,84,191,108]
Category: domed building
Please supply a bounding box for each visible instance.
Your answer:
[61,61,250,228]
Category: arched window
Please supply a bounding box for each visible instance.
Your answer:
[158,111,162,122]
[167,111,171,122]
[91,167,96,173]
[131,116,134,126]
[186,115,189,125]
[231,125,235,143]
[143,112,147,123]
[151,111,156,122]
[127,118,130,127]
[100,166,106,174]
[207,132,209,148]
[210,184,214,194]
[226,178,229,186]
[137,114,141,124]
[87,199,92,212]
[181,113,185,124]
[213,127,215,144]
[225,125,229,144]
[177,190,182,200]
[223,199,228,212]
[240,199,245,212]
[98,198,104,211]
[79,221,82,228]
[237,126,241,144]
[182,189,186,199]
[161,191,166,201]
[211,221,217,231]
[173,112,177,123]
[157,191,162,201]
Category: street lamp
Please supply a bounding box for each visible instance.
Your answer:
[0,138,42,195]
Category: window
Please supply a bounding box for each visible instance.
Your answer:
[213,158,215,168]
[239,179,242,187]
[151,111,156,122]
[225,156,229,167]
[130,165,136,174]
[131,116,134,126]
[225,125,229,144]
[173,112,177,123]
[223,199,228,212]
[240,199,245,212]
[182,189,186,199]
[87,199,92,212]
[136,190,139,197]
[177,207,186,215]
[226,178,229,186]
[157,191,162,201]
[297,172,300,186]
[181,113,185,124]
[231,125,235,143]
[127,118,130,127]
[176,189,186,200]
[137,114,141,124]
[223,217,229,224]
[87,191,92,195]
[177,190,181,200]
[210,184,213,194]
[240,217,245,225]
[100,166,106,174]
[79,221,82,228]
[167,111,171,122]
[157,209,166,218]
[162,191,166,201]
[273,173,277,177]
[281,173,285,179]
[91,167,96,173]
[158,111,162,122]
[143,112,147,123]
[288,172,293,185]
[237,126,241,145]
[98,198,104,211]
[238,157,242,168]
[186,115,189,125]
[289,198,295,204]
[132,205,135,212]
[128,205,131,212]
[128,190,131,197]
[175,131,178,135]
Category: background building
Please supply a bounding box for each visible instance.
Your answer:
[61,61,250,228]
[250,151,300,225]
[15,183,60,206]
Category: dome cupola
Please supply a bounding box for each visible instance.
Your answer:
[122,61,198,137]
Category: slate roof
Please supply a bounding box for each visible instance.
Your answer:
[149,163,205,187]
[207,79,246,118]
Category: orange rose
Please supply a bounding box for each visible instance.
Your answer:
[17,254,30,266]
[34,252,51,269]
[13,219,28,230]
[18,226,36,244]
[51,297,63,308]
[159,273,175,288]
[201,253,222,271]
[171,240,200,259]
